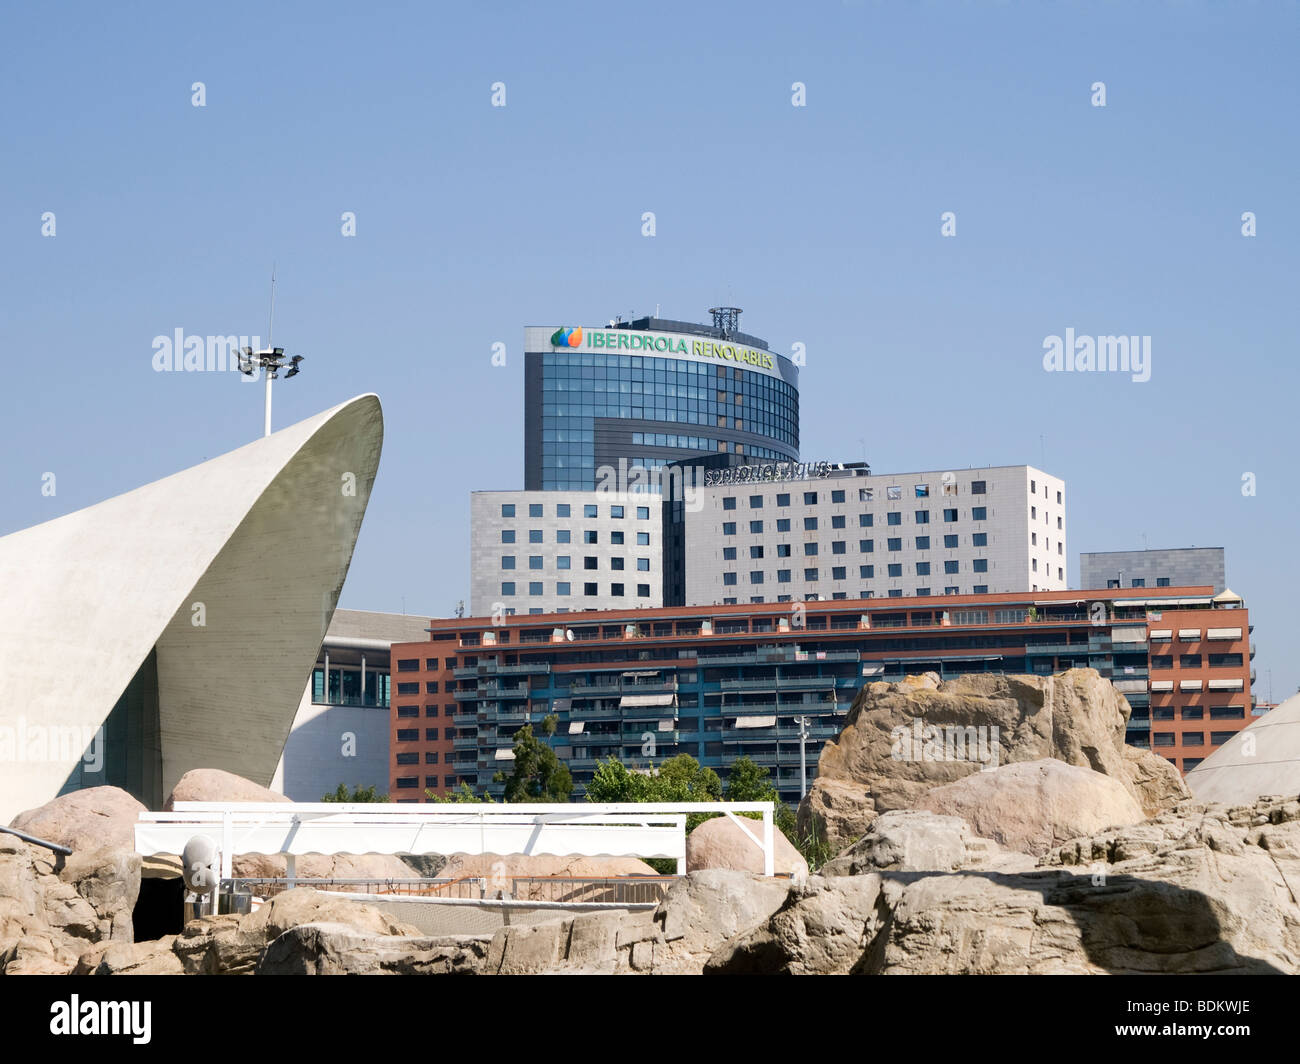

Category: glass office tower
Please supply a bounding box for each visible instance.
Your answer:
[523,315,800,491]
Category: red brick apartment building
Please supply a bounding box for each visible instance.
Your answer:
[390,586,1253,802]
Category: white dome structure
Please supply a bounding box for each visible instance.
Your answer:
[0,395,383,822]
[1185,693,1300,805]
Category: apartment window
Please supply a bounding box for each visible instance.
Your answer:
[860,565,874,578]
[944,586,959,595]
[832,566,846,580]
[971,480,987,494]
[637,558,650,571]
[637,506,650,519]
[943,508,957,522]
[501,555,516,570]
[396,658,419,672]
[1210,732,1236,746]
[723,497,737,510]
[396,728,418,742]
[915,484,929,498]
[832,540,846,555]
[500,504,516,518]
[777,569,792,583]
[972,532,987,547]
[583,582,598,596]
[610,583,624,597]
[915,588,931,597]
[1182,732,1205,747]
[637,584,651,597]
[611,557,624,570]
[584,504,597,518]
[888,589,902,598]
[584,556,598,570]
[1151,655,1173,669]
[776,493,790,507]
[611,531,624,545]
[750,571,764,585]
[395,777,418,789]
[527,555,542,570]
[887,512,901,526]
[723,522,736,535]
[749,545,764,559]
[1056,490,1062,503]
[501,581,515,595]
[944,560,959,574]
[396,706,418,718]
[584,530,598,544]
[556,582,571,595]
[1032,559,1039,572]
[777,518,791,532]
[804,542,818,556]
[887,563,902,577]
[557,556,571,569]
[723,572,738,586]
[1153,733,1176,748]
[1181,706,1204,719]
[1180,654,1202,668]
[1057,516,1062,529]
[557,529,570,543]
[1157,577,1171,587]
[637,532,650,545]
[972,507,987,520]
[803,492,817,505]
[774,544,790,558]
[501,529,516,544]
[1209,654,1244,667]
[1131,578,1146,588]
[916,562,931,576]
[751,521,764,534]
[804,568,819,581]
[425,752,439,764]
[803,517,818,531]
[1107,579,1120,589]
[1030,480,1036,493]
[973,584,988,594]
[887,537,902,551]
[915,510,929,524]
[749,495,763,508]
[557,504,571,518]
[609,505,623,519]
[860,513,873,527]
[831,489,846,504]
[859,488,873,502]
[1031,532,1038,546]
[973,559,988,573]
[425,681,439,693]
[915,536,930,550]
[723,547,737,561]
[832,515,846,529]
[1210,705,1245,719]
[860,539,874,552]
[887,486,902,500]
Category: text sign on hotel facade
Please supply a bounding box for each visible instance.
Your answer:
[524,326,788,381]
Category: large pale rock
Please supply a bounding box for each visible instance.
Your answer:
[258,924,488,975]
[164,768,292,809]
[685,816,808,878]
[709,796,1300,974]
[798,669,1174,848]
[78,937,185,975]
[1122,744,1192,817]
[915,759,1146,856]
[820,810,1034,876]
[9,786,147,853]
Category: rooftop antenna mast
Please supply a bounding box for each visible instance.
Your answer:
[709,306,742,339]
[237,266,305,437]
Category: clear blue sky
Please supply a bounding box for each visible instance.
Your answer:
[2,1,1296,700]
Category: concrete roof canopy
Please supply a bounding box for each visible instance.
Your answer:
[0,395,383,822]
[1185,692,1300,804]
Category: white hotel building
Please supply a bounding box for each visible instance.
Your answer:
[683,464,1066,605]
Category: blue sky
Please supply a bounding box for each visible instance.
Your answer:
[2,1,1296,698]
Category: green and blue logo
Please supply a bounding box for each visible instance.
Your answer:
[550,327,583,348]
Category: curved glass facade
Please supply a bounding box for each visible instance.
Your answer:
[525,326,800,491]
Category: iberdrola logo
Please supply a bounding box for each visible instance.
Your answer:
[550,326,583,348]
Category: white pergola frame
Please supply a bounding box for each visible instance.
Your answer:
[137,801,777,913]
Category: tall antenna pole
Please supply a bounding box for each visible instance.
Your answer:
[265,267,277,437]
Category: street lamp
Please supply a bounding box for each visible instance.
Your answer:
[237,347,305,437]
[793,714,811,798]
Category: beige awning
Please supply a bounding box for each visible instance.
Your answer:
[620,693,675,707]
[735,715,777,729]
[568,720,585,734]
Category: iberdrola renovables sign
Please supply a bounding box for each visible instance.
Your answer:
[529,325,785,379]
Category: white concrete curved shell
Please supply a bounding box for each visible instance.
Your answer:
[0,395,383,823]
[1185,694,1300,805]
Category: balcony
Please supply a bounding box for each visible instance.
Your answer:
[453,662,551,680]
[720,675,841,692]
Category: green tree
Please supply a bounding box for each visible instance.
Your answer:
[493,722,573,802]
[426,781,494,803]
[321,783,389,803]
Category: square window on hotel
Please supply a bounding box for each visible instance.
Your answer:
[529,582,542,595]
[611,505,624,519]
[777,544,791,557]
[501,504,515,517]
[501,556,516,569]
[915,510,929,524]
[611,557,624,570]
[610,583,624,596]
[637,532,650,545]
[749,546,764,559]
[945,586,959,595]
[529,556,542,569]
[803,492,817,505]
[723,572,738,586]
[944,534,958,548]
[777,518,791,532]
[832,515,846,529]
[557,581,570,595]
[637,558,650,571]
[501,582,515,595]
[529,503,543,517]
[860,539,873,552]
[777,569,792,582]
[723,497,737,510]
[804,568,819,581]
[583,556,597,570]
[832,489,845,503]
[972,507,987,520]
[972,533,987,546]
[944,560,959,574]
[584,504,598,518]
[558,556,571,569]
[1157,577,1171,587]
[557,504,571,518]
[749,495,763,508]
[637,584,650,597]
[887,512,901,526]
[556,529,570,543]
[804,542,819,556]
[583,582,598,596]
[859,513,873,527]
[887,537,902,551]
[803,517,817,531]
[859,488,873,501]
[915,485,929,498]
[888,563,902,577]
[973,558,988,573]
[860,565,874,578]
[583,530,598,544]
[529,529,543,543]
[832,566,846,580]
[943,508,957,522]
[888,589,902,598]
[832,540,846,554]
[973,584,988,594]
[750,521,764,533]
[611,531,624,544]
[916,562,930,575]
[723,522,736,535]
[915,536,930,550]
[750,571,764,584]
[501,530,515,543]
[777,493,790,506]
[886,486,902,500]
[723,547,737,560]
[637,506,650,519]
[971,481,986,494]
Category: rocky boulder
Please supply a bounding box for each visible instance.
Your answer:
[164,768,292,809]
[820,810,1034,876]
[1122,744,1193,816]
[9,786,147,853]
[257,924,489,975]
[437,853,662,901]
[914,758,1146,856]
[798,669,1179,848]
[685,816,808,878]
